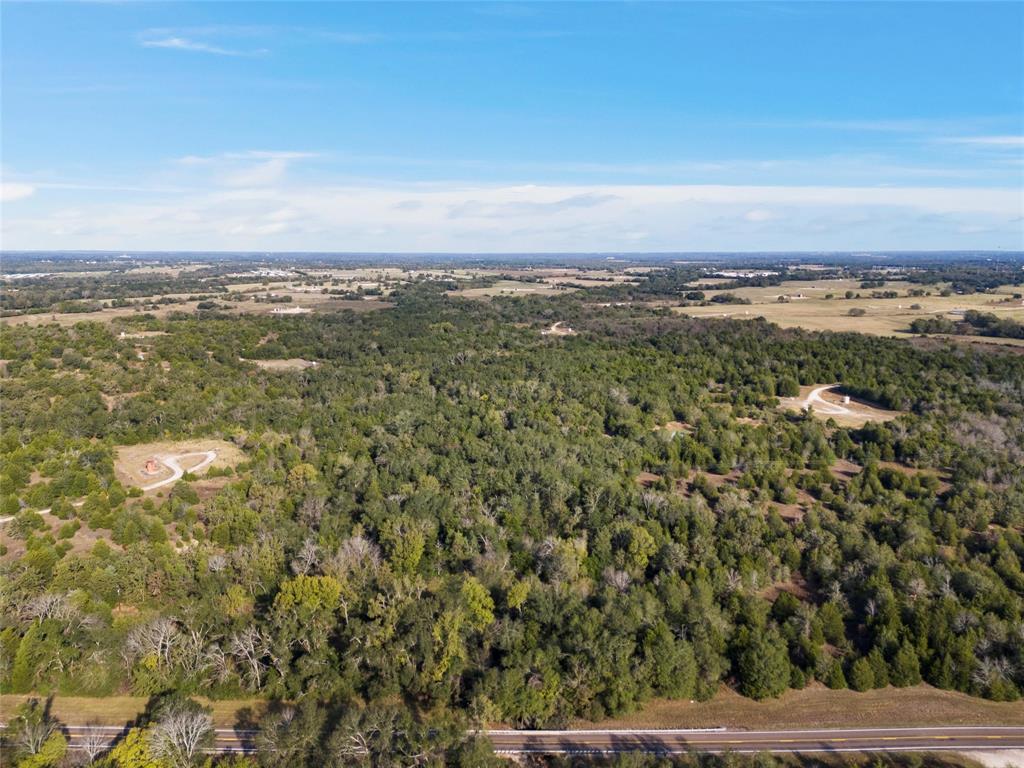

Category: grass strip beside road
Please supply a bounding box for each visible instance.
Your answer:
[570,685,1024,730]
[3,685,1023,732]
[0,695,267,728]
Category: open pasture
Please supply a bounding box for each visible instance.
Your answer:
[448,279,571,298]
[673,280,1024,337]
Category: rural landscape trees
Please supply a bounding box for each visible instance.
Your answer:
[1,259,1023,766]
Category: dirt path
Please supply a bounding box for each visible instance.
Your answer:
[0,450,217,524]
[542,321,576,336]
[801,384,852,416]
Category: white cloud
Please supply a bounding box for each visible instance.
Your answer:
[172,150,318,187]
[1,182,36,202]
[940,136,1024,147]
[3,181,1021,252]
[743,208,776,222]
[140,36,267,56]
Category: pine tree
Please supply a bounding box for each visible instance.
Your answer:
[848,657,875,692]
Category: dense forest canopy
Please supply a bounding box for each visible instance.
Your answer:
[1,262,1023,766]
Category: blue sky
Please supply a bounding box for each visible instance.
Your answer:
[2,1,1022,252]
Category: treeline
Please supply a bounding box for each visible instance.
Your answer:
[910,310,1024,339]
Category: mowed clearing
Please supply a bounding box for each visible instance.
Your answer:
[778,385,902,427]
[114,439,245,491]
[243,358,319,371]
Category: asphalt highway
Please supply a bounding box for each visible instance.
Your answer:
[485,726,1024,755]
[47,724,1024,756]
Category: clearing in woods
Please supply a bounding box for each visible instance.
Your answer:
[541,321,576,336]
[242,358,319,371]
[113,439,245,491]
[777,384,902,428]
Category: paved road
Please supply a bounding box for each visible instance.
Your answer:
[48,724,1024,756]
[0,451,217,524]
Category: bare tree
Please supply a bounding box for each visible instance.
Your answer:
[973,656,1013,689]
[290,537,321,576]
[177,625,213,680]
[229,625,271,691]
[123,617,180,669]
[324,534,382,578]
[12,702,57,755]
[602,567,632,593]
[150,707,213,768]
[78,724,112,764]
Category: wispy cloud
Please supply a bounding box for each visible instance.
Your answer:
[448,191,619,218]
[939,135,1024,147]
[175,150,319,164]
[4,181,1020,252]
[761,117,1011,136]
[173,150,319,188]
[1,182,36,202]
[316,31,387,45]
[140,36,267,57]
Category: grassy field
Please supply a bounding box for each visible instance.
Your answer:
[671,280,1024,338]
[449,279,571,298]
[0,296,391,328]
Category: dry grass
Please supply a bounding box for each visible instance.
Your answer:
[449,280,569,299]
[655,421,692,435]
[113,439,245,490]
[0,695,267,728]
[672,281,1024,338]
[244,358,318,371]
[1,293,390,328]
[571,684,1024,730]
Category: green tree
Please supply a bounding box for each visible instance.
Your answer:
[890,642,922,687]
[825,660,848,690]
[848,657,875,692]
[737,629,791,700]
[461,577,495,633]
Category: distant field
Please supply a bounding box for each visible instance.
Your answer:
[672,280,1024,337]
[449,279,570,298]
[0,295,390,328]
[244,358,319,371]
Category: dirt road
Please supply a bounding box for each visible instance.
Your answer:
[800,384,852,416]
